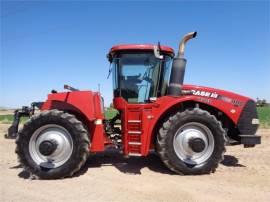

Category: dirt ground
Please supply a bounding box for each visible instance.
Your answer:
[0,124,269,202]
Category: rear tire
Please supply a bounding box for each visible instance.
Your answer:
[156,108,226,175]
[16,110,89,179]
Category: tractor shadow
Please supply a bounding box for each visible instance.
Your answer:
[221,155,246,167]
[13,152,245,179]
[9,165,32,179]
[78,152,246,176]
[78,148,175,176]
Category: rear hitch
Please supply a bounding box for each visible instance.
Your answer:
[5,102,43,139]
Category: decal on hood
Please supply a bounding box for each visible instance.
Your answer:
[191,89,243,107]
[191,90,219,99]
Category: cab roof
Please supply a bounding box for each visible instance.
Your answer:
[109,44,174,56]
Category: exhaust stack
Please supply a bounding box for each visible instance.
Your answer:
[167,31,197,96]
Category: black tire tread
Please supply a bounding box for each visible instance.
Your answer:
[16,109,90,179]
[156,108,226,175]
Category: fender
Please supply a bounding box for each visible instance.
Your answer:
[143,85,252,155]
[41,91,104,121]
[41,90,106,152]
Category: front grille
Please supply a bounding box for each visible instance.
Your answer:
[237,100,259,135]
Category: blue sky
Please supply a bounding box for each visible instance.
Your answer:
[1,1,269,107]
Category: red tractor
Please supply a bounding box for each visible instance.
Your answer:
[8,32,260,179]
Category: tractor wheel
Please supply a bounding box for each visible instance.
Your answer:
[156,108,226,175]
[16,110,89,179]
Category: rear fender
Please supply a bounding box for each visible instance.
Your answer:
[41,91,105,152]
[41,91,104,121]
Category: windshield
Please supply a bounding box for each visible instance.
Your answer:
[112,53,172,103]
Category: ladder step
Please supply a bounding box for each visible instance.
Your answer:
[128,153,142,157]
[128,131,141,134]
[128,142,142,145]
[128,120,141,123]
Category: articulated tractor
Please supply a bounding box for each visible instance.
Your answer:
[8,32,260,179]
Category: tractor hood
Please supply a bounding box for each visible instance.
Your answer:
[182,84,252,106]
[182,84,259,137]
[180,84,257,125]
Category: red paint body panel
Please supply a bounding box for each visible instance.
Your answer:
[40,84,252,156]
[113,84,251,156]
[89,124,105,152]
[41,91,104,121]
[41,91,106,152]
[182,84,251,123]
[109,44,174,55]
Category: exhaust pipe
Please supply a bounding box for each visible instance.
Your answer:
[177,31,197,58]
[167,31,197,96]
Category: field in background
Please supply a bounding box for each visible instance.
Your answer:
[257,106,270,128]
[0,107,269,128]
[0,108,119,125]
[0,114,29,124]
[105,107,118,119]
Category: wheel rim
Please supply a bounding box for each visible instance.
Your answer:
[173,122,214,167]
[29,124,73,169]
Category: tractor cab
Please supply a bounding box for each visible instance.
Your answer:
[108,45,174,103]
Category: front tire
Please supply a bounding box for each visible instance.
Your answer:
[16,110,89,179]
[156,108,226,175]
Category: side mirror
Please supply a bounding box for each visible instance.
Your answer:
[153,44,164,60]
[107,53,113,63]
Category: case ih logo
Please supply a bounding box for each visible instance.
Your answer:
[191,90,219,99]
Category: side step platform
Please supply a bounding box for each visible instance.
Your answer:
[127,118,143,156]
